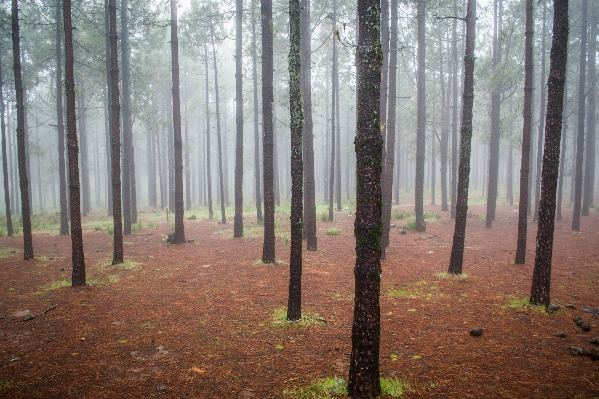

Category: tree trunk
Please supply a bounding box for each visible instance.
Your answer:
[148,127,156,207]
[233,0,244,238]
[156,128,165,208]
[348,1,382,396]
[300,0,316,250]
[515,0,534,264]
[11,0,33,260]
[261,0,275,264]
[572,0,587,231]
[251,0,262,223]
[184,80,191,211]
[0,60,13,237]
[415,0,426,232]
[109,0,123,265]
[450,0,459,219]
[204,41,213,219]
[440,35,449,212]
[582,4,596,215]
[485,0,502,228]
[447,0,476,275]
[287,0,303,321]
[530,0,569,306]
[533,0,548,222]
[335,36,341,213]
[78,89,90,217]
[170,0,185,244]
[328,0,337,222]
[121,0,132,235]
[507,142,513,205]
[210,22,226,226]
[56,0,68,234]
[63,0,86,286]
[557,82,568,220]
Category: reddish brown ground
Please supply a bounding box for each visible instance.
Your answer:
[0,204,598,398]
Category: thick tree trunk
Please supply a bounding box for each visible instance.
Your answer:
[447,0,476,275]
[582,5,596,215]
[11,0,33,260]
[109,0,123,265]
[210,22,226,226]
[530,0,569,306]
[515,0,534,264]
[300,0,316,249]
[63,0,86,286]
[56,0,68,234]
[572,0,587,231]
[287,0,303,321]
[0,61,13,237]
[348,1,382,396]
[233,0,244,238]
[261,0,275,264]
[170,0,185,244]
[251,0,262,223]
[121,0,132,235]
[415,0,426,232]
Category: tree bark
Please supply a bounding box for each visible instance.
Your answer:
[328,2,337,222]
[0,60,13,237]
[184,81,191,211]
[251,0,262,224]
[204,41,213,219]
[447,0,476,275]
[533,0,547,223]
[63,0,86,286]
[348,1,382,397]
[78,89,90,217]
[56,0,68,234]
[557,82,568,220]
[261,0,275,264]
[515,0,534,264]
[450,0,459,219]
[233,0,244,238]
[415,0,426,232]
[287,0,303,322]
[121,0,132,235]
[582,4,596,216]
[530,0,569,306]
[440,35,449,212]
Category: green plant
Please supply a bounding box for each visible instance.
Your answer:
[108,274,120,283]
[319,211,329,222]
[402,219,417,231]
[435,272,470,279]
[476,214,486,221]
[270,307,326,328]
[325,227,341,235]
[393,210,414,220]
[423,211,441,220]
[106,224,114,235]
[283,377,347,398]
[132,220,143,232]
[380,377,409,397]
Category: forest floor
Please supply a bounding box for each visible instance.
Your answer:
[0,202,598,398]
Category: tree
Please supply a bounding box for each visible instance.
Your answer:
[447,0,476,275]
[515,0,534,264]
[170,0,185,244]
[233,0,243,238]
[109,0,123,265]
[287,0,303,322]
[414,0,426,232]
[0,59,13,237]
[530,0,569,306]
[300,0,316,250]
[251,0,262,224]
[204,40,214,219]
[328,1,337,222]
[121,0,133,235]
[11,0,33,260]
[572,0,587,231]
[556,82,569,220]
[450,0,459,219]
[582,3,596,216]
[56,0,68,235]
[348,0,382,396]
[261,0,275,264]
[63,0,85,286]
[104,0,113,217]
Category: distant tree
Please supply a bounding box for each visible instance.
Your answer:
[0,59,13,237]
[233,0,243,238]
[556,82,569,220]
[104,0,113,217]
[261,0,275,264]
[11,0,33,260]
[109,0,123,265]
[348,0,382,396]
[439,35,449,213]
[515,0,534,264]
[582,4,596,216]
[121,0,133,235]
[530,0,569,306]
[450,0,459,219]
[287,0,303,322]
[204,41,214,219]
[63,0,85,286]
[56,0,68,235]
[414,0,426,232]
[447,0,476,275]
[251,0,262,224]
[328,0,337,223]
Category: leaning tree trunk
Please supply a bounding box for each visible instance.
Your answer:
[261,0,276,264]
[582,5,596,216]
[121,0,132,235]
[170,0,185,244]
[348,1,382,397]
[109,0,123,265]
[447,0,476,275]
[56,0,68,234]
[530,0,569,306]
[0,60,13,237]
[11,0,33,260]
[233,0,244,238]
[300,0,316,250]
[572,0,587,231]
[63,0,86,286]
[210,22,226,226]
[515,0,534,264]
[414,0,426,232]
[287,0,303,321]
[251,0,262,223]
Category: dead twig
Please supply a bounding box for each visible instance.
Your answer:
[42,304,58,320]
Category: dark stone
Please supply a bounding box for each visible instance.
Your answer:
[575,319,592,332]
[589,337,599,345]
[546,303,561,313]
[555,331,567,338]
[470,327,483,337]
[582,308,599,314]
[569,346,584,356]
[591,348,599,361]
[187,214,197,220]
[400,230,407,235]
[565,304,576,309]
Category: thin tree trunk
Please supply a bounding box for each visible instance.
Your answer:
[582,4,596,215]
[156,129,165,208]
[210,22,226,225]
[447,0,476,275]
[415,0,426,232]
[557,82,568,220]
[233,0,244,237]
[121,0,132,235]
[450,0,459,219]
[103,5,113,216]
[109,0,123,264]
[261,0,275,263]
[287,0,303,321]
[440,35,449,212]
[530,0,569,306]
[78,90,90,217]
[348,0,382,395]
[184,80,191,211]
[63,0,86,286]
[572,0,587,231]
[335,39,341,213]
[507,142,513,205]
[328,0,337,222]
[204,41,213,219]
[0,60,13,236]
[515,0,534,264]
[251,0,262,223]
[56,0,68,234]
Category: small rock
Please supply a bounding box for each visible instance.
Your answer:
[221,226,228,230]
[546,303,561,313]
[569,346,585,356]
[13,310,34,321]
[400,230,407,235]
[582,307,599,314]
[158,385,167,391]
[591,348,599,361]
[187,214,197,221]
[390,224,396,228]
[555,331,568,338]
[575,319,592,332]
[589,337,599,345]
[147,232,153,236]
[565,304,576,309]
[470,327,483,337]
